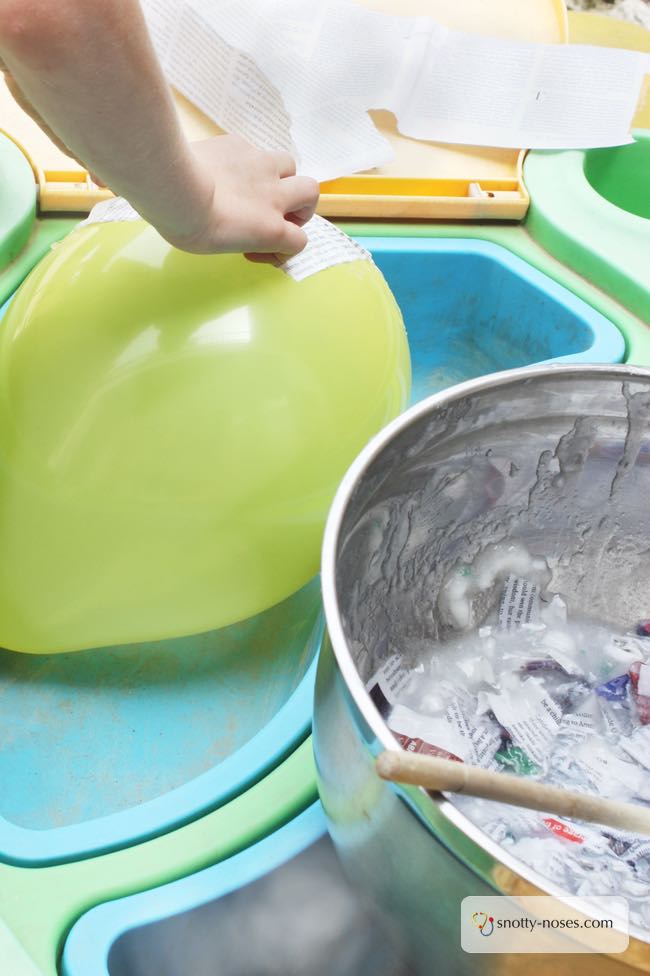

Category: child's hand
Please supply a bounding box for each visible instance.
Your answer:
[0,0,318,259]
[164,135,320,258]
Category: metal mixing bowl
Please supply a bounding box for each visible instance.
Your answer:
[315,364,650,975]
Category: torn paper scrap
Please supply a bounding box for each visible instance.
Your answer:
[77,197,141,225]
[498,575,540,631]
[487,683,562,766]
[278,215,371,281]
[366,653,412,710]
[140,0,650,183]
[366,658,501,766]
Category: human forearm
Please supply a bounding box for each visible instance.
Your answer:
[0,0,319,255]
[0,0,213,241]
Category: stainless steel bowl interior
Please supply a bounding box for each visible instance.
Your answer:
[321,365,650,945]
[327,365,650,689]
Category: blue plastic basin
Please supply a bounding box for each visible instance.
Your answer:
[62,802,414,976]
[0,583,322,866]
[62,804,327,976]
[364,238,625,403]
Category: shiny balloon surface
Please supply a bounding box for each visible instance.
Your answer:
[0,223,410,652]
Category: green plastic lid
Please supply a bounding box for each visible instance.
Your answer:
[0,133,36,272]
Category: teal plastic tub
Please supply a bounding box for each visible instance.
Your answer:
[362,237,625,403]
[61,802,413,976]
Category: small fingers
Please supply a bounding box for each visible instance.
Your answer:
[280,175,320,224]
[276,219,309,257]
[242,214,308,260]
[285,205,316,228]
[244,252,282,266]
[272,150,298,179]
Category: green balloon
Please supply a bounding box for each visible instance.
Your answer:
[0,223,410,653]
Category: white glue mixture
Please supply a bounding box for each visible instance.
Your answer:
[367,544,650,931]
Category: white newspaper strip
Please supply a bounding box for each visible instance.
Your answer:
[605,830,650,863]
[365,661,501,767]
[78,197,141,225]
[444,695,502,768]
[557,696,600,743]
[78,203,370,282]
[600,701,634,740]
[620,726,650,771]
[279,215,371,281]
[140,0,650,182]
[572,741,650,802]
[498,575,540,631]
[487,683,562,766]
[607,633,650,665]
[389,702,471,762]
[366,653,411,704]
